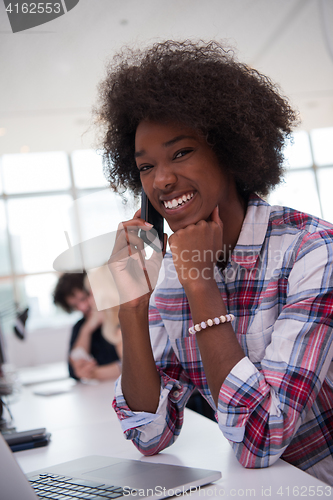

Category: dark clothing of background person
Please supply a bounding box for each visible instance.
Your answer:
[68,318,119,380]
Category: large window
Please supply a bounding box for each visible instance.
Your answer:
[268,127,333,220]
[0,150,137,334]
[0,127,332,334]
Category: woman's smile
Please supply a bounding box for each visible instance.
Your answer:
[161,191,195,211]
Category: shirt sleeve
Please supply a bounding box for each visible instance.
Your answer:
[112,296,195,455]
[217,229,333,468]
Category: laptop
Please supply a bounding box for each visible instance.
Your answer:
[0,432,221,500]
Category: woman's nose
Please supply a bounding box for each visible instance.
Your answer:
[153,164,177,190]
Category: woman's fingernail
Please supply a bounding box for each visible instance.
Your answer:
[144,222,153,227]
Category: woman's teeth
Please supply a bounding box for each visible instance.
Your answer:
[163,192,194,209]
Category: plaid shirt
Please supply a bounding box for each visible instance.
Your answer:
[113,195,333,484]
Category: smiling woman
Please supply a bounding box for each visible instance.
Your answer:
[95,40,333,486]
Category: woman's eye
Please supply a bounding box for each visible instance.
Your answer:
[174,149,193,160]
[138,164,152,173]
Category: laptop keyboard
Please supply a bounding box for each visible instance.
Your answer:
[28,473,132,499]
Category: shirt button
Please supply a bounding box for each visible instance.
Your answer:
[173,390,180,398]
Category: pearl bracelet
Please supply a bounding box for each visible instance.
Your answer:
[188,313,235,335]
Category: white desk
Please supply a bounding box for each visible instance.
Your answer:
[8,373,330,499]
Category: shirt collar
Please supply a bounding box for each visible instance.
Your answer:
[230,194,271,270]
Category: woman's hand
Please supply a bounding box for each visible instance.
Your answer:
[108,209,166,308]
[168,206,223,289]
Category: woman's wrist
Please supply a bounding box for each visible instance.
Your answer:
[185,280,227,322]
[119,302,149,317]
[182,277,220,299]
[119,303,149,330]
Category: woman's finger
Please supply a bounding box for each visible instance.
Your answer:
[113,224,150,254]
[115,217,152,241]
[210,205,223,230]
[122,218,153,229]
[134,208,142,219]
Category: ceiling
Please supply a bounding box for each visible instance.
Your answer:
[0,0,333,155]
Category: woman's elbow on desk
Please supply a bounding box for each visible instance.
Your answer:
[229,436,285,469]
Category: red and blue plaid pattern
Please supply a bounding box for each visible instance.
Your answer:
[113,195,333,483]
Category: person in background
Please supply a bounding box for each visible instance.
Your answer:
[53,272,122,381]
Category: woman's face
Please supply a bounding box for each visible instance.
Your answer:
[135,120,242,232]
